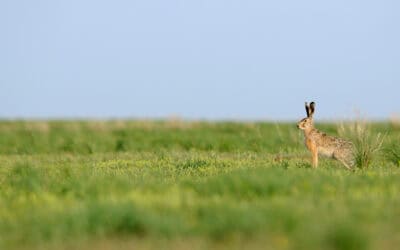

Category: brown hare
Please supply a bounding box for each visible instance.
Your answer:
[297,102,354,169]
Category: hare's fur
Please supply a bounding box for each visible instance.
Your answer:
[297,102,354,169]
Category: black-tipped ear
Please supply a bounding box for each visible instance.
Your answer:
[309,102,315,117]
[305,102,310,117]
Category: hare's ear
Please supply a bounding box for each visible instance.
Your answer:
[305,102,310,117]
[309,102,315,117]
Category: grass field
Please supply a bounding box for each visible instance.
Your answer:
[0,120,399,250]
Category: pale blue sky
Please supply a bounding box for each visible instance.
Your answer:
[0,1,399,120]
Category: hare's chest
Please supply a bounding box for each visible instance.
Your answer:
[304,138,316,151]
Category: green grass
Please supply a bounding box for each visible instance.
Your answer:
[0,120,399,250]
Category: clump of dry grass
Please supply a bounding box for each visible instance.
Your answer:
[338,120,385,169]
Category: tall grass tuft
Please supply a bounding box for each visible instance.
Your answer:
[338,120,385,169]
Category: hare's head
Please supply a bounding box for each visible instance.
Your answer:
[297,102,315,130]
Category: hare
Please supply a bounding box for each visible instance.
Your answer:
[297,102,354,169]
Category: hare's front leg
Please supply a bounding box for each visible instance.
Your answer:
[310,143,318,168]
[306,139,318,168]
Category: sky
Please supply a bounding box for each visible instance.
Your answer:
[0,0,399,120]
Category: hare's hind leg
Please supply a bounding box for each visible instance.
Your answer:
[337,158,352,170]
[334,153,352,170]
